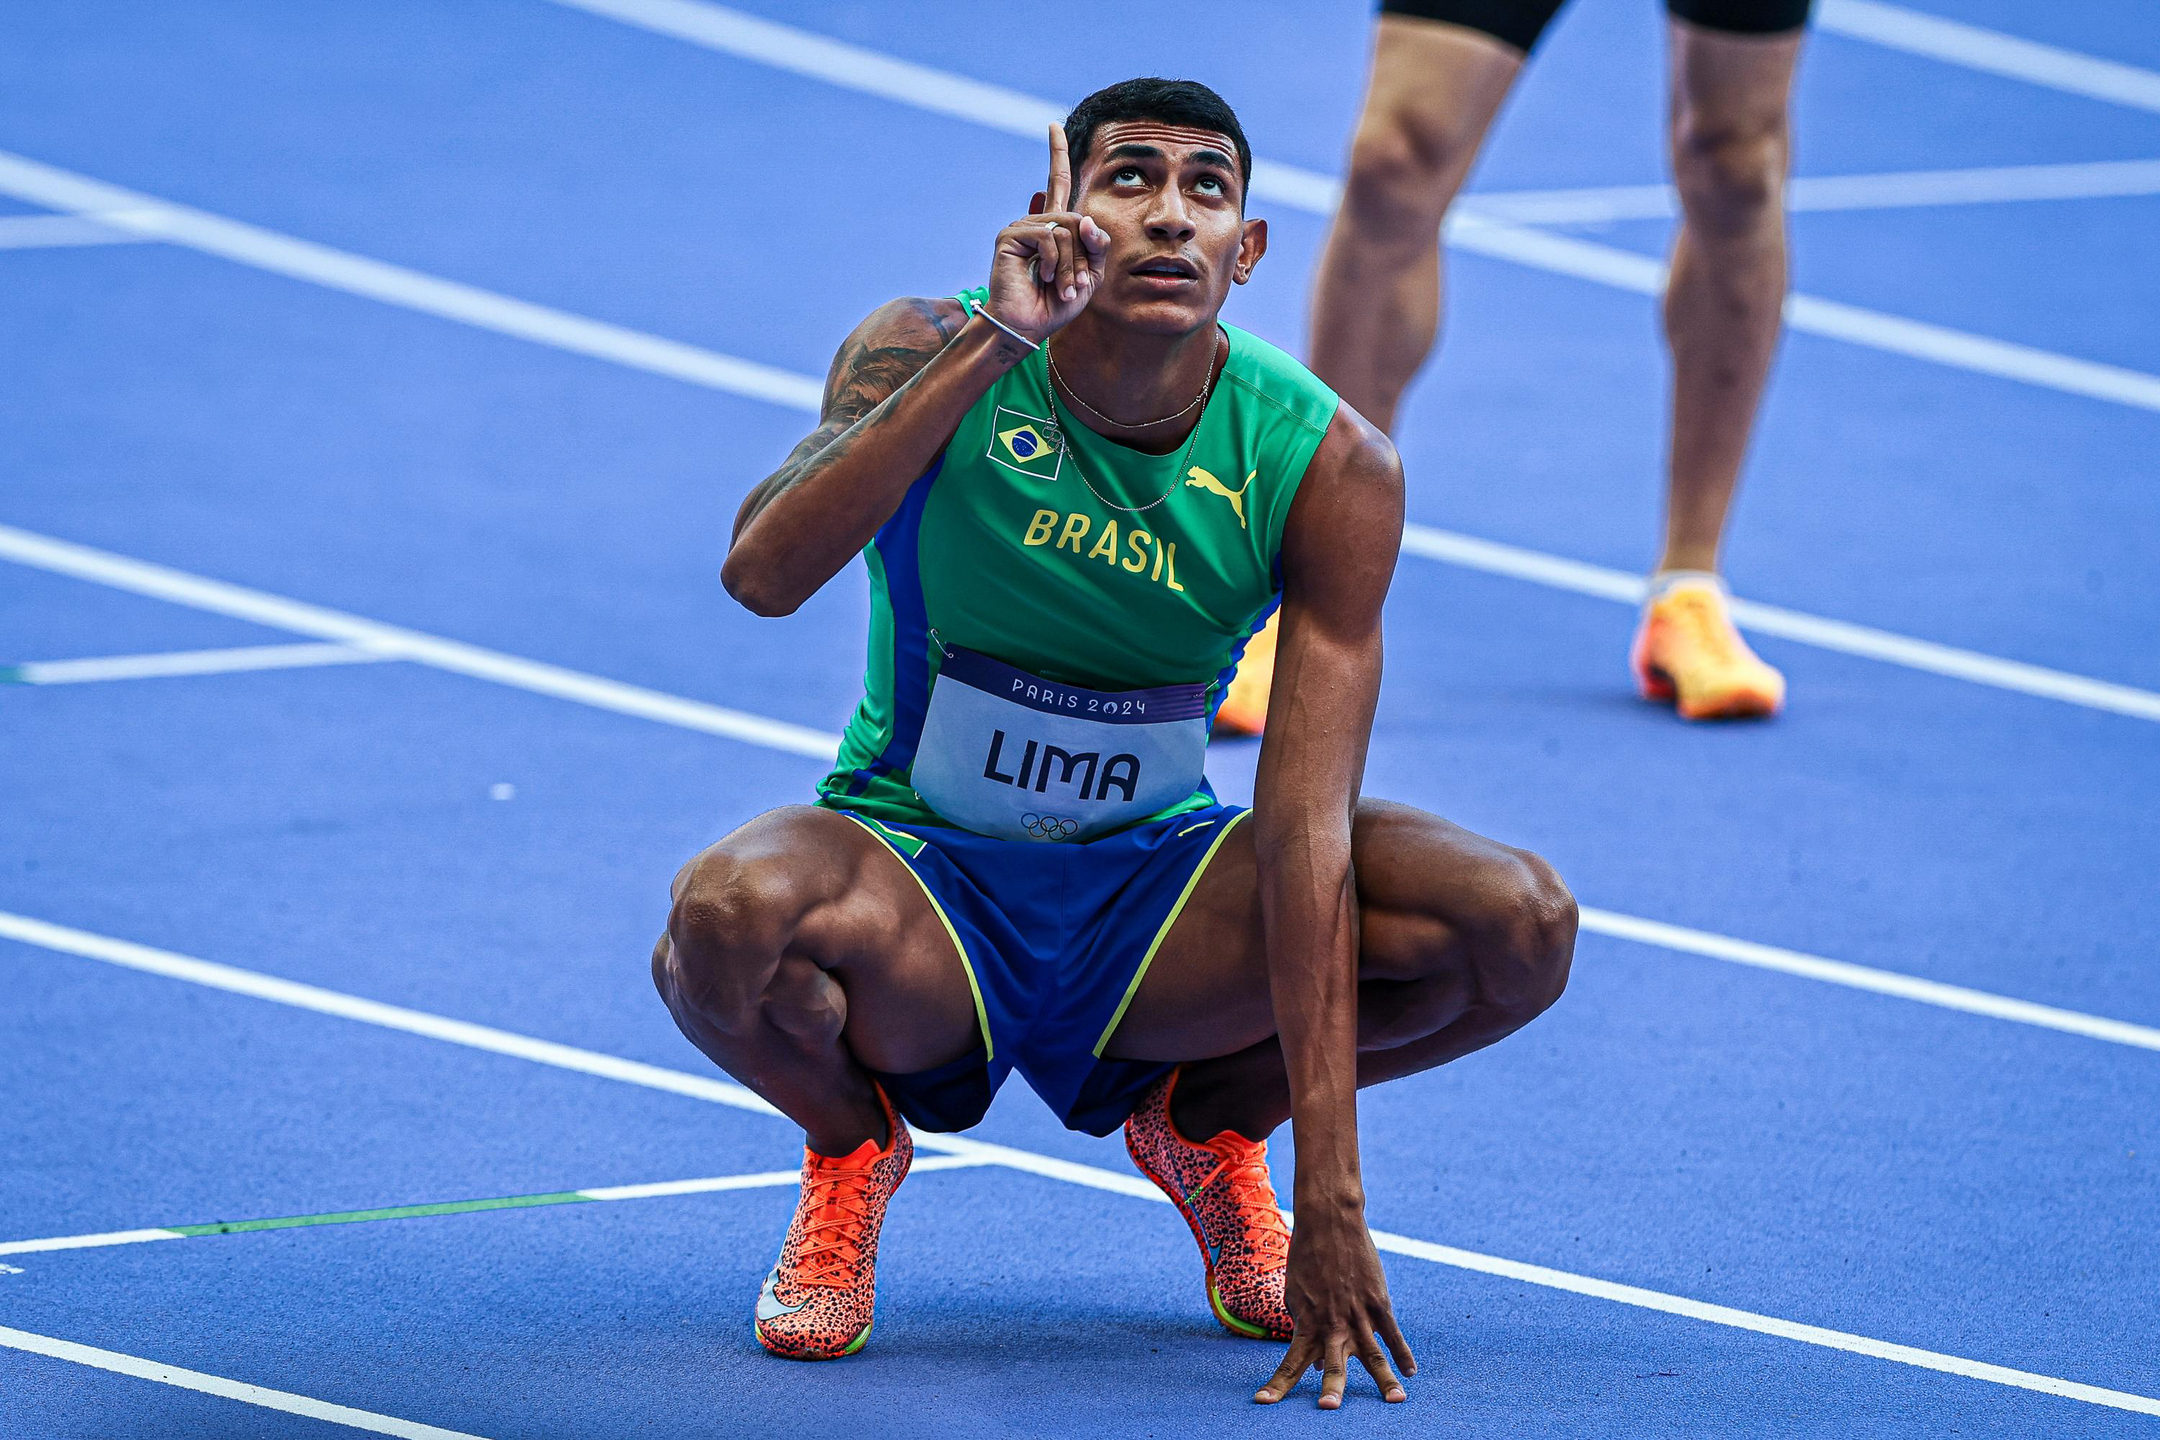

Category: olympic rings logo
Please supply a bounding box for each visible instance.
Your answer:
[1020,812,1079,840]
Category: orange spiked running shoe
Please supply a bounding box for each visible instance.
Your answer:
[1629,576,1785,721]
[1124,1071,1294,1340]
[754,1089,913,1361]
[1212,611,1279,738]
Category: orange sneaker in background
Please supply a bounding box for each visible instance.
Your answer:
[754,1089,913,1360]
[1212,611,1279,738]
[1629,575,1785,721]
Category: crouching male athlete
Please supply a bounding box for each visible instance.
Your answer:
[653,79,1576,1408]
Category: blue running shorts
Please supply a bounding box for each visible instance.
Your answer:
[827,802,1250,1137]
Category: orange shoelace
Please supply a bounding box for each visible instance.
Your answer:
[792,1162,879,1289]
[1200,1142,1292,1266]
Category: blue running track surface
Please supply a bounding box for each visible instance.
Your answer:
[3,2,2156,1435]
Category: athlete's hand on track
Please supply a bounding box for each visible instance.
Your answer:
[983,124,1109,344]
[1255,1206,1416,1409]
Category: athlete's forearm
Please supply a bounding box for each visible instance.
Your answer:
[1252,607,1385,1207]
[723,313,1032,616]
[1254,808,1366,1206]
[1252,416,1402,1210]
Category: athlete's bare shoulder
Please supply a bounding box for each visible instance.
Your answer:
[818,296,972,425]
[1279,397,1405,612]
[1304,398,1405,513]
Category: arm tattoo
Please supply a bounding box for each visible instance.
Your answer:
[734,298,965,536]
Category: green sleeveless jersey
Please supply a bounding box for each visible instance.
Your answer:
[816,288,1339,832]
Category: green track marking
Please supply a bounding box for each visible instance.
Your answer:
[167,1190,592,1237]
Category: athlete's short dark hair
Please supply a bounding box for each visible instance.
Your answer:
[1063,78,1253,194]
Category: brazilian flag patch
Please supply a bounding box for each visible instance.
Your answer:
[986,405,1065,481]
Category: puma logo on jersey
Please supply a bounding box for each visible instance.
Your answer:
[1184,466,1254,529]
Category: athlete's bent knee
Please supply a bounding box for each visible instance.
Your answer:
[1672,116,1788,236]
[662,853,812,1031]
[649,932,674,1000]
[1475,849,1577,1023]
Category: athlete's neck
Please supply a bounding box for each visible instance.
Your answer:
[1046,314,1225,456]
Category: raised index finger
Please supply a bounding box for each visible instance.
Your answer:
[1046,123,1072,211]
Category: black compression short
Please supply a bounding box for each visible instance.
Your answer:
[1379,0,1812,54]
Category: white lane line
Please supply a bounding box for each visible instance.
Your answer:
[1818,0,2160,115]
[5,526,2160,1041]
[1784,285,2160,411]
[0,212,150,250]
[8,911,2157,1418]
[0,1228,186,1257]
[1463,158,2160,226]
[0,908,781,1113]
[550,0,1065,137]
[1,641,389,686]
[1364,1229,2160,1416]
[0,152,820,413]
[1784,158,2160,213]
[1579,908,2160,1053]
[539,0,2160,415]
[576,1155,992,1202]
[1444,209,2160,413]
[0,1158,995,1259]
[0,1325,492,1440]
[0,526,835,759]
[553,0,2160,127]
[1398,527,2160,721]
[7,463,2159,741]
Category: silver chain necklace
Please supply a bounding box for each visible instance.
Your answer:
[1046,336,1213,430]
[1041,333,1220,516]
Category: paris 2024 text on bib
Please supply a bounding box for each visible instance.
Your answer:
[908,644,1208,842]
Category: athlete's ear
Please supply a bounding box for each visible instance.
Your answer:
[1028,190,1048,216]
[1233,217,1268,285]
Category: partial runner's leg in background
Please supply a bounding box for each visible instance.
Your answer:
[1308,13,1529,435]
[1218,9,1532,740]
[1659,14,1807,576]
[1632,10,1806,720]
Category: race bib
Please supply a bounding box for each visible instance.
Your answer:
[909,644,1208,843]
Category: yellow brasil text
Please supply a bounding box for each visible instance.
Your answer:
[1021,509,1184,592]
